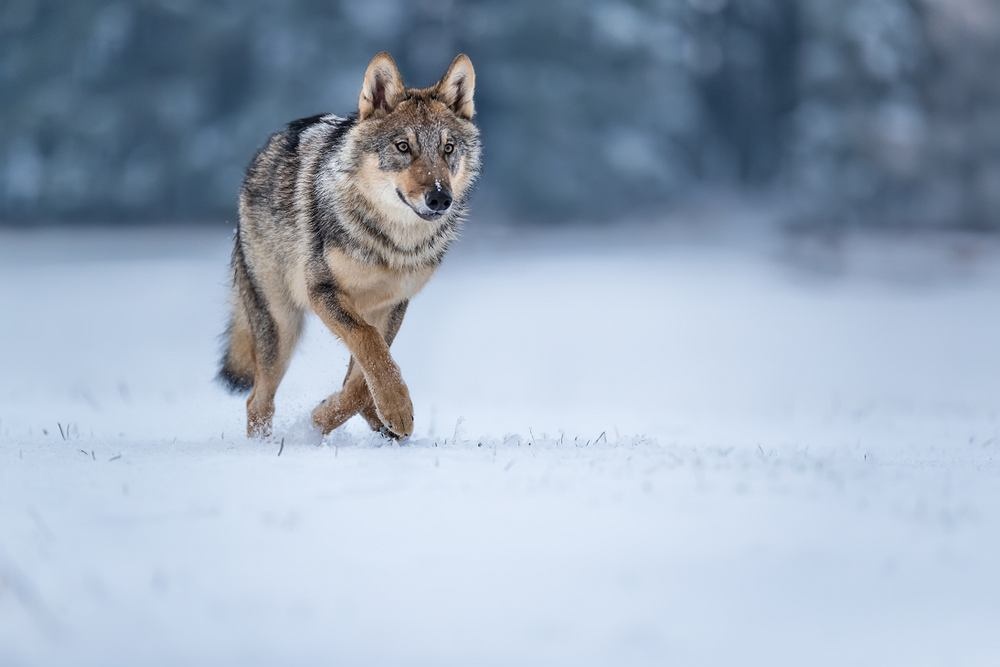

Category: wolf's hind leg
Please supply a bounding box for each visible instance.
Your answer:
[242,285,304,439]
[246,302,303,438]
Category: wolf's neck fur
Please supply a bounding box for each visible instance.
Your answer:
[331,176,463,270]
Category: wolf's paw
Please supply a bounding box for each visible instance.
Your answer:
[372,381,413,438]
[247,400,275,439]
[246,415,273,440]
[311,392,357,435]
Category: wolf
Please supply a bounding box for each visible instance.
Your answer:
[217,52,481,439]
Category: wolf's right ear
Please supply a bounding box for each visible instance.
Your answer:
[359,52,405,120]
[434,54,476,120]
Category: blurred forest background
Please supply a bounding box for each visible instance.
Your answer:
[1,0,998,230]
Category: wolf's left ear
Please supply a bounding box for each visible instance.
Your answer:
[359,52,405,120]
[434,54,476,120]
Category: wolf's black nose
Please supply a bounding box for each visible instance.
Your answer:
[424,189,452,212]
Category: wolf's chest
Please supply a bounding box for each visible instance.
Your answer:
[347,270,431,313]
[326,249,434,315]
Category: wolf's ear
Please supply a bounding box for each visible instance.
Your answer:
[359,52,405,120]
[434,54,476,120]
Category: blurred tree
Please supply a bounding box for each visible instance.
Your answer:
[787,0,1000,231]
[0,0,996,229]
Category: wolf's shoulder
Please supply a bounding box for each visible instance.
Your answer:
[285,113,342,135]
[245,113,357,175]
[281,113,357,152]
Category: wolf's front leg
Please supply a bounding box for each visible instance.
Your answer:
[308,285,413,437]
[312,302,409,435]
[311,358,379,433]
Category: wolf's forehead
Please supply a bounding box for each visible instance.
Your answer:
[394,101,452,129]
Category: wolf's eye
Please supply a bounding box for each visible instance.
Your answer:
[395,141,410,153]
[443,142,455,154]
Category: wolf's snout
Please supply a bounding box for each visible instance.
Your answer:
[424,189,452,213]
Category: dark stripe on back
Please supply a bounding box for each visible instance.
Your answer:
[284,113,330,151]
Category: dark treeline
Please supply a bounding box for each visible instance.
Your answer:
[1,0,997,229]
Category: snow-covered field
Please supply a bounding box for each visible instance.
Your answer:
[1,223,999,666]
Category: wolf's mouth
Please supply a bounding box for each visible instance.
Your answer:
[396,189,445,221]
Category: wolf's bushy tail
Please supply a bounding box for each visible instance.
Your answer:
[217,315,255,394]
[216,239,255,394]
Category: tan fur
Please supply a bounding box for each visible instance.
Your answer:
[326,247,433,313]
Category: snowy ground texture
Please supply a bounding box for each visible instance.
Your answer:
[1,222,999,666]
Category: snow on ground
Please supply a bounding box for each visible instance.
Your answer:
[1,223,999,666]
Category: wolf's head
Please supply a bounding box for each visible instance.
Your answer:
[347,52,481,223]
